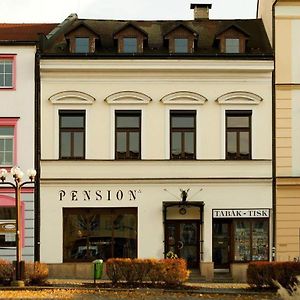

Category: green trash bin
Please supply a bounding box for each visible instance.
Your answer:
[92,259,103,283]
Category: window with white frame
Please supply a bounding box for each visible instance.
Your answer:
[0,58,13,88]
[0,126,14,166]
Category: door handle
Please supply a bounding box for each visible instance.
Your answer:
[177,240,184,250]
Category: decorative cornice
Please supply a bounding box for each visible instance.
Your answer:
[105,91,152,104]
[216,91,263,105]
[49,91,96,105]
[160,91,207,105]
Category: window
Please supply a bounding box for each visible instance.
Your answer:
[170,111,196,160]
[234,219,269,261]
[0,126,14,166]
[115,111,141,160]
[63,208,137,262]
[0,58,13,88]
[174,38,188,53]
[0,206,16,247]
[123,38,137,53]
[59,111,85,159]
[225,38,240,53]
[226,111,251,160]
[75,38,89,53]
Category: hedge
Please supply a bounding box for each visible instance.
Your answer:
[247,261,300,290]
[106,258,190,286]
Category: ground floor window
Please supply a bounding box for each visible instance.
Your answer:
[213,218,269,268]
[0,206,16,247]
[63,208,137,262]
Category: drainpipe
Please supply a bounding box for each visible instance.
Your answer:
[34,41,41,262]
[272,0,278,261]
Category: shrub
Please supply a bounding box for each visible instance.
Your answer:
[106,258,123,284]
[25,262,49,285]
[105,258,190,286]
[162,259,190,286]
[247,261,300,290]
[0,259,13,284]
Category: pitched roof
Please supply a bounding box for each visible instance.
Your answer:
[0,23,57,41]
[43,18,272,57]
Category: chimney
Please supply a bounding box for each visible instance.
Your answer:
[190,3,212,20]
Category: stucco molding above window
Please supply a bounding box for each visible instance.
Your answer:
[49,91,96,105]
[216,91,263,105]
[160,91,207,105]
[105,91,152,104]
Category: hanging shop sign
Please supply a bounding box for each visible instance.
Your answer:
[58,189,142,202]
[213,209,269,218]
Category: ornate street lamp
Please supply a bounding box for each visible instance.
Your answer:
[0,167,36,285]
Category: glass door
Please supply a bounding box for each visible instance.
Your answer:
[212,221,231,269]
[165,221,199,268]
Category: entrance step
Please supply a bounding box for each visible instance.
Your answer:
[187,269,206,283]
[213,271,233,283]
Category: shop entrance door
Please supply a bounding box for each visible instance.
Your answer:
[212,220,231,269]
[165,221,199,268]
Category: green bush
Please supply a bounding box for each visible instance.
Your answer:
[105,258,189,286]
[25,262,49,285]
[247,261,300,290]
[0,259,13,284]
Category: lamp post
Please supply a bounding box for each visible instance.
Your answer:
[0,167,36,284]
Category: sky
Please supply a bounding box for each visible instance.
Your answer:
[0,0,258,23]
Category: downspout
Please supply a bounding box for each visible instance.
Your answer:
[34,41,41,262]
[272,0,278,261]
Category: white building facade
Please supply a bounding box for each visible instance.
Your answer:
[39,10,273,279]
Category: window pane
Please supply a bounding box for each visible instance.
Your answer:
[0,127,14,136]
[0,63,4,73]
[227,132,237,157]
[0,207,16,247]
[61,132,71,157]
[61,115,84,128]
[63,208,137,262]
[5,61,12,73]
[252,220,269,261]
[129,132,140,158]
[184,132,194,158]
[234,221,251,261]
[5,74,12,87]
[4,151,13,165]
[75,38,89,53]
[171,116,194,128]
[171,132,181,158]
[116,132,126,159]
[73,132,84,157]
[225,38,240,53]
[175,38,188,53]
[0,75,4,87]
[123,38,137,53]
[116,115,139,128]
[227,116,249,128]
[240,132,250,158]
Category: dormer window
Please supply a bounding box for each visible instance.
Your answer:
[215,24,249,54]
[75,37,89,53]
[123,37,138,53]
[164,24,198,54]
[114,23,148,54]
[225,38,240,53]
[64,22,99,54]
[174,38,188,53]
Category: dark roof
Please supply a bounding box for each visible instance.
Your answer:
[42,18,273,57]
[0,24,57,42]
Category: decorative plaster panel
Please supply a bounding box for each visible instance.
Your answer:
[49,91,95,105]
[216,91,263,105]
[160,91,207,105]
[105,91,151,104]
